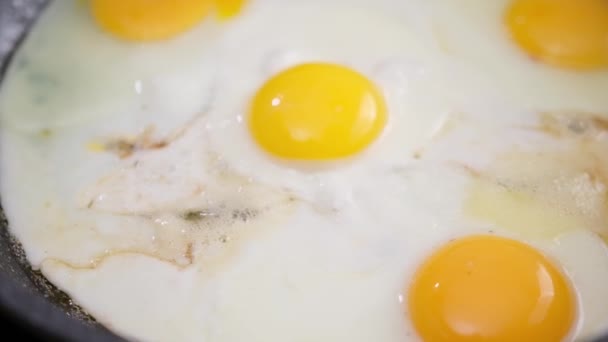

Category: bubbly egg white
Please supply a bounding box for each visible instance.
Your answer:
[1,1,608,342]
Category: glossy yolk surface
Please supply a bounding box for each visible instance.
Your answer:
[90,0,245,41]
[407,235,576,342]
[216,0,246,20]
[505,0,608,70]
[249,63,387,160]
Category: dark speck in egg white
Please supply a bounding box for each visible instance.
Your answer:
[100,127,171,159]
[38,128,52,138]
[567,120,588,134]
[232,208,258,222]
[181,207,259,224]
[106,139,136,158]
[182,209,219,222]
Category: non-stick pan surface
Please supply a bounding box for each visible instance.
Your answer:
[0,1,606,341]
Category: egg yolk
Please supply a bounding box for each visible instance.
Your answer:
[216,0,246,20]
[407,235,576,342]
[90,0,245,41]
[248,63,387,160]
[505,0,608,70]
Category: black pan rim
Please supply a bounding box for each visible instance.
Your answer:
[0,271,123,342]
[0,0,123,340]
[0,1,606,341]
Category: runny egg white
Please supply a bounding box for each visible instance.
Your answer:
[0,0,608,342]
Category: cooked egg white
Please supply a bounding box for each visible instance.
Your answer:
[421,0,608,113]
[202,0,500,206]
[0,0,221,135]
[442,111,608,340]
[1,1,608,342]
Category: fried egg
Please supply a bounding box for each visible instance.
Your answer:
[200,0,499,206]
[423,0,608,113]
[1,1,608,342]
[0,0,222,135]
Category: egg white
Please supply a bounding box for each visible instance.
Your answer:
[420,0,608,113]
[202,0,503,208]
[0,1,607,342]
[0,0,221,135]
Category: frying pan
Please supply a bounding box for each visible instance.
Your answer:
[0,1,606,341]
[0,1,133,341]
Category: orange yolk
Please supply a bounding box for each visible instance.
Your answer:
[407,235,576,342]
[505,0,608,70]
[90,0,246,41]
[248,63,387,160]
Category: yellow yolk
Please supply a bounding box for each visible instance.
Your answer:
[90,0,245,41]
[505,0,608,70]
[216,0,246,20]
[248,63,387,160]
[407,235,576,342]
[90,0,213,41]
